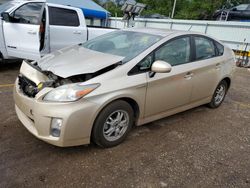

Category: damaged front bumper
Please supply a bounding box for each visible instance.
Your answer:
[14,78,100,147]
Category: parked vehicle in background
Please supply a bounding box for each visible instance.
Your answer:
[14,28,236,148]
[0,0,115,62]
[140,13,169,19]
[214,4,250,21]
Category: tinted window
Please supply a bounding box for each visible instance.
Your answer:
[155,37,191,66]
[215,42,224,56]
[194,37,216,60]
[49,7,80,27]
[12,3,43,24]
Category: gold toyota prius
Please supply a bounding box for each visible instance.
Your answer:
[14,28,236,148]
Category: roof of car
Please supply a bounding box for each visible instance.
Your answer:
[124,27,194,37]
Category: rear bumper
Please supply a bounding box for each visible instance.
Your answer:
[14,80,100,147]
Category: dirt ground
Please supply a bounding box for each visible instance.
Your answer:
[0,62,250,188]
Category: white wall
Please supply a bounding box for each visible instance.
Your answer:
[109,17,250,51]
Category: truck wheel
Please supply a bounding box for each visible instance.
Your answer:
[0,52,4,63]
[92,100,134,148]
[207,80,228,108]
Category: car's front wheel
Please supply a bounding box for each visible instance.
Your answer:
[208,80,228,108]
[92,100,134,148]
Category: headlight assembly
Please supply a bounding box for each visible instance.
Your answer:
[43,83,100,102]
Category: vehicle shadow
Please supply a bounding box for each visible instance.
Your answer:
[39,105,210,154]
[0,60,22,72]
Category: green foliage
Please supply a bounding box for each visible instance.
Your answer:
[102,1,123,17]
[96,0,249,19]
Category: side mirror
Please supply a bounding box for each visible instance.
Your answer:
[151,60,172,73]
[1,12,10,22]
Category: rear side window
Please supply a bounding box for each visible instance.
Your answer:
[49,7,80,27]
[194,37,216,60]
[215,42,224,56]
[12,3,43,25]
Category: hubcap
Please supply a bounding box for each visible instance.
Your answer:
[214,85,226,105]
[103,110,129,142]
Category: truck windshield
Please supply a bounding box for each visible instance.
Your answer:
[0,2,15,14]
[81,31,163,63]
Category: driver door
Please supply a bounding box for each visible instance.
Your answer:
[145,36,194,117]
[3,2,44,60]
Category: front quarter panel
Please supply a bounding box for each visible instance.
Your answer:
[83,71,147,125]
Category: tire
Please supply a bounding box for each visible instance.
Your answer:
[92,100,134,148]
[0,52,4,63]
[207,80,228,109]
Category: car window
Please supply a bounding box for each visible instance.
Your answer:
[0,2,15,14]
[155,37,191,66]
[128,53,154,75]
[12,3,43,25]
[215,42,224,56]
[235,4,248,10]
[108,34,130,49]
[49,7,80,27]
[194,37,216,60]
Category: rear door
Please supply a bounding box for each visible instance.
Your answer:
[189,36,223,102]
[48,5,87,53]
[3,2,44,60]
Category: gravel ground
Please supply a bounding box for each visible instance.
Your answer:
[0,62,250,188]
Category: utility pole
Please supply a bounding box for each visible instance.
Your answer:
[171,0,177,19]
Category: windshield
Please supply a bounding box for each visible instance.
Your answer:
[82,31,163,63]
[0,2,14,14]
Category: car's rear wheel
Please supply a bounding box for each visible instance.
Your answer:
[92,100,134,148]
[208,80,228,108]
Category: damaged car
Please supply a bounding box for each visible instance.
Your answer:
[14,28,236,148]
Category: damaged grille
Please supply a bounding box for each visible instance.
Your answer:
[18,76,39,98]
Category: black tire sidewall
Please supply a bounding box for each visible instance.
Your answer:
[209,80,228,108]
[92,100,134,148]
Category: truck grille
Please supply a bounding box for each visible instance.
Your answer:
[18,76,39,98]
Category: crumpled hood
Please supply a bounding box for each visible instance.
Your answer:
[38,45,124,78]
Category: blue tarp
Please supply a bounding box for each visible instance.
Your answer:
[47,0,109,19]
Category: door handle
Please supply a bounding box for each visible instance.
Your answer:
[136,84,146,89]
[216,63,221,69]
[73,31,82,34]
[184,72,194,79]
[27,30,37,35]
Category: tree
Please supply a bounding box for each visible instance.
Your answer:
[102,1,123,17]
[95,0,250,20]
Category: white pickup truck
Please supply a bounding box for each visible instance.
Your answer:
[0,0,115,62]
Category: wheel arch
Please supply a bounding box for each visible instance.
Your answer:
[94,97,141,124]
[0,51,3,62]
[90,97,141,140]
[221,77,231,89]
